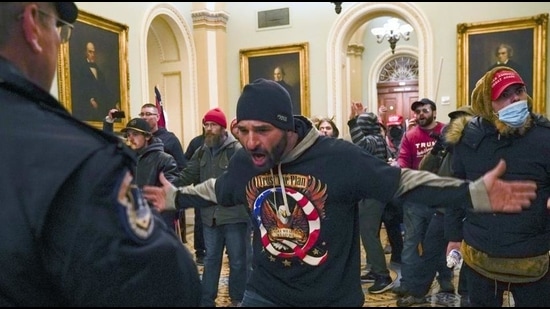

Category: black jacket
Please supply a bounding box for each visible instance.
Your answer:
[153,127,188,171]
[135,137,179,186]
[103,121,188,171]
[175,134,248,227]
[0,56,200,306]
[447,115,550,257]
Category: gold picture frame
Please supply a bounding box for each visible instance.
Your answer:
[457,14,548,114]
[57,10,129,130]
[240,42,310,117]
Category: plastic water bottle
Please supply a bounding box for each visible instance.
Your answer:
[446,249,462,268]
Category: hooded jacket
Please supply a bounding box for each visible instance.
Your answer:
[348,112,388,161]
[171,115,499,306]
[135,136,179,187]
[444,67,550,258]
[174,133,248,227]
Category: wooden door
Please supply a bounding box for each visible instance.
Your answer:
[377,81,418,124]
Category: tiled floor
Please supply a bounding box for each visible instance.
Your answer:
[180,223,513,307]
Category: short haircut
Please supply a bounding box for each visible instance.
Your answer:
[141,103,158,111]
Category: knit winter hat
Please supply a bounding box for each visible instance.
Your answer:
[236,78,294,131]
[356,112,381,135]
[203,107,227,128]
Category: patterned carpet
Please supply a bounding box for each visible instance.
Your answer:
[181,221,513,307]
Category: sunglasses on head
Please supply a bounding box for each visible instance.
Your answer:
[414,108,431,115]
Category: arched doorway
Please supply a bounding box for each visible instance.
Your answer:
[141,4,199,147]
[326,2,433,133]
[376,56,419,123]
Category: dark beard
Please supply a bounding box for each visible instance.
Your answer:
[257,133,288,173]
[204,133,222,148]
[419,115,434,128]
[271,133,288,165]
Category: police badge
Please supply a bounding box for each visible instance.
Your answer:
[117,171,154,242]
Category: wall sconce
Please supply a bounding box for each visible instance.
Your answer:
[371,18,413,54]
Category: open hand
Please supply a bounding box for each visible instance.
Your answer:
[483,159,537,213]
[142,172,174,211]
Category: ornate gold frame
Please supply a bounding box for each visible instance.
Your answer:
[457,14,548,114]
[240,42,310,117]
[57,10,129,130]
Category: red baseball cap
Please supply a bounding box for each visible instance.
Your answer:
[387,114,403,126]
[491,70,525,100]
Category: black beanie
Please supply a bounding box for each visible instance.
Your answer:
[236,78,294,131]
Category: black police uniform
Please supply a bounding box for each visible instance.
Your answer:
[0,56,201,306]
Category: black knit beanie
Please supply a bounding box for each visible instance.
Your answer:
[236,78,294,131]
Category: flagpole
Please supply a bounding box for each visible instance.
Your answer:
[154,85,167,128]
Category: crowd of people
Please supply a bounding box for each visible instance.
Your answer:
[2,2,547,307]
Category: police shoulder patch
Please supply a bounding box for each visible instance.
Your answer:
[116,170,154,242]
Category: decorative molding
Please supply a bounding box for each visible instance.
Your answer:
[347,44,365,57]
[191,10,229,29]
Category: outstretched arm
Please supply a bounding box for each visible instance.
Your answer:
[142,172,175,210]
[142,172,217,211]
[396,159,536,213]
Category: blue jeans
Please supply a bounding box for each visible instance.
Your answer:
[399,202,452,294]
[201,222,249,306]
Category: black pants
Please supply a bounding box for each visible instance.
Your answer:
[194,207,206,257]
[382,199,403,263]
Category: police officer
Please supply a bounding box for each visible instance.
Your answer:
[0,2,200,306]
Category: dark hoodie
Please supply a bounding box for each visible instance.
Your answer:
[135,136,179,186]
[445,66,550,259]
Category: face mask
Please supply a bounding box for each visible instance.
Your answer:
[389,126,403,139]
[497,100,529,128]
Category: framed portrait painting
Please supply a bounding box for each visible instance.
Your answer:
[240,42,310,117]
[457,14,548,114]
[57,10,129,130]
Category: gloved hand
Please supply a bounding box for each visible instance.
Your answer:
[430,136,445,155]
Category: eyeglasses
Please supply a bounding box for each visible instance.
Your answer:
[499,85,526,100]
[413,108,431,115]
[138,112,158,117]
[37,9,73,43]
[203,122,221,129]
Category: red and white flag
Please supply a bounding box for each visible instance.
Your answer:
[154,85,167,128]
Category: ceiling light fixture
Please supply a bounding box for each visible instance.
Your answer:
[371,18,413,54]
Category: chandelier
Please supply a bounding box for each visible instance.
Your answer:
[371,18,413,54]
